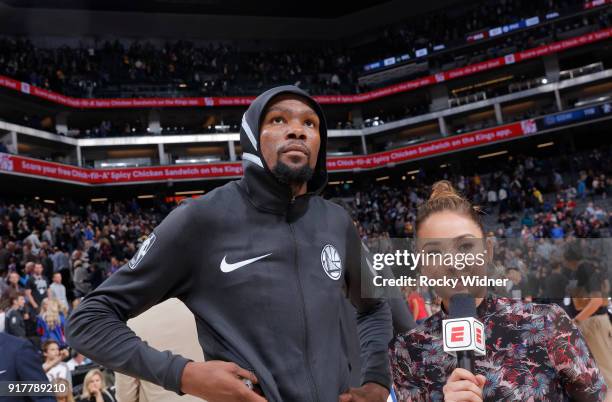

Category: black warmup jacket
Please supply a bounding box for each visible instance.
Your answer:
[66,86,394,402]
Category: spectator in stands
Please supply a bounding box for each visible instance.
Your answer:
[403,286,428,325]
[53,378,75,402]
[487,188,497,206]
[0,239,7,271]
[37,297,67,347]
[578,177,587,199]
[72,261,91,298]
[107,257,121,276]
[88,263,105,291]
[41,224,54,246]
[49,272,69,310]
[6,270,23,292]
[0,286,6,332]
[39,247,54,281]
[66,351,92,372]
[22,244,37,267]
[504,266,533,302]
[26,262,49,312]
[52,246,70,273]
[542,261,568,305]
[551,223,565,239]
[42,340,72,387]
[25,229,42,255]
[21,261,35,287]
[77,369,116,402]
[4,290,27,337]
[532,187,544,205]
[572,261,612,388]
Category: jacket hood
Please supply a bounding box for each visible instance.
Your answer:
[238,85,328,214]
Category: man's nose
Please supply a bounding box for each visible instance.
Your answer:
[285,121,307,140]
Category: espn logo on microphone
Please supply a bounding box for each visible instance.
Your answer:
[442,317,485,356]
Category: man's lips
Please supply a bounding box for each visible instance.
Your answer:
[281,144,309,157]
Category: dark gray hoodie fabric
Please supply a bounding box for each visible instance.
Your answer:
[66,86,394,402]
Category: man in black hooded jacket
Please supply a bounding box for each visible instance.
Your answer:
[66,86,394,402]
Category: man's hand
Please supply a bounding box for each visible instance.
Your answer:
[339,382,389,402]
[180,361,267,402]
[43,356,62,372]
[443,368,486,402]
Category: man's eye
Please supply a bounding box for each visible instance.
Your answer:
[304,120,315,128]
[272,117,284,124]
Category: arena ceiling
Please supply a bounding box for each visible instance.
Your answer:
[0,0,392,18]
[0,0,464,41]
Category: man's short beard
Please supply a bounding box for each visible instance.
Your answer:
[272,160,314,186]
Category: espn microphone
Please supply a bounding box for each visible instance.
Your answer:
[442,294,485,372]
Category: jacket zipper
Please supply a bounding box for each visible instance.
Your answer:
[288,197,320,402]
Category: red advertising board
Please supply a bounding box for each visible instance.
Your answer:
[0,28,609,109]
[0,120,535,185]
[584,0,612,9]
[326,120,533,170]
[0,155,243,184]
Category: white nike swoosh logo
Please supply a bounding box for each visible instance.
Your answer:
[220,253,272,273]
[0,370,6,374]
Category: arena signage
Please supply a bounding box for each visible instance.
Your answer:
[326,121,534,171]
[0,121,534,185]
[0,157,243,184]
[584,0,612,9]
[0,28,610,109]
[537,102,612,129]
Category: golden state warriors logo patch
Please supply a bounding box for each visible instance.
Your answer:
[129,233,157,270]
[321,244,342,280]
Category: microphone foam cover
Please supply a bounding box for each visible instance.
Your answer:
[449,293,477,319]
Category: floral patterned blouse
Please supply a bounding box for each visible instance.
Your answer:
[389,296,608,401]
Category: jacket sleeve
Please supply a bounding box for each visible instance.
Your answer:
[344,218,393,390]
[388,334,430,402]
[545,304,608,401]
[65,200,198,395]
[387,295,416,335]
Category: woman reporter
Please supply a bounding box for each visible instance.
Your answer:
[389,180,608,401]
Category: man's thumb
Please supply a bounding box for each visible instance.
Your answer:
[339,393,353,402]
